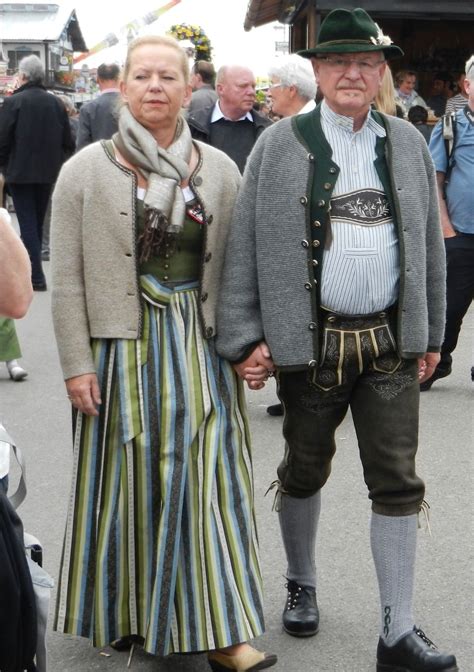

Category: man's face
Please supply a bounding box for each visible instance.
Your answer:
[217,67,256,118]
[268,78,293,118]
[312,52,386,118]
[399,74,416,95]
[189,71,199,90]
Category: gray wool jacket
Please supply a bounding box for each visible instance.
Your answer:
[51,138,241,380]
[216,111,446,370]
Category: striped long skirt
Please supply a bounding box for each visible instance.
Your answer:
[54,276,265,655]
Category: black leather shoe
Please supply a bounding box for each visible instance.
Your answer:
[376,627,458,671]
[32,281,47,291]
[282,580,319,637]
[267,403,283,416]
[420,366,451,391]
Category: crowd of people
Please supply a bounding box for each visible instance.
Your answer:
[0,5,472,672]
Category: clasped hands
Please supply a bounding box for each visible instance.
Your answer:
[233,341,275,390]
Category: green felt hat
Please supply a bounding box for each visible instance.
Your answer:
[299,8,403,59]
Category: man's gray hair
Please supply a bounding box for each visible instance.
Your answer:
[18,54,45,85]
[268,54,317,101]
[465,54,474,82]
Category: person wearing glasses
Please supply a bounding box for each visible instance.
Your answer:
[217,8,457,672]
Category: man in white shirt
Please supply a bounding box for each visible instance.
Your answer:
[216,8,457,672]
[268,54,317,119]
[187,65,271,173]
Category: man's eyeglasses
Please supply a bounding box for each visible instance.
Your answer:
[317,56,385,74]
[268,83,284,90]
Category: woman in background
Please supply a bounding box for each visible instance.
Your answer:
[374,65,404,118]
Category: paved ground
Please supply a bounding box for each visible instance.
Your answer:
[2,261,472,672]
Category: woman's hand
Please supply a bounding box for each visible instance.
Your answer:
[418,352,441,384]
[233,342,275,390]
[66,373,102,416]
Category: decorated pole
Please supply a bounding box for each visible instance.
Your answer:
[73,0,181,64]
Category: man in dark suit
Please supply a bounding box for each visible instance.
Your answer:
[76,63,120,151]
[0,55,74,290]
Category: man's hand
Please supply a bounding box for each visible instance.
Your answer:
[65,373,102,416]
[418,352,441,384]
[233,342,275,390]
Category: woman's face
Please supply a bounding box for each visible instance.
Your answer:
[121,43,191,135]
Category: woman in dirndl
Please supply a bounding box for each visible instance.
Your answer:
[51,35,277,672]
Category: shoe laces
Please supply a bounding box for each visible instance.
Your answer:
[415,627,438,650]
[285,580,304,611]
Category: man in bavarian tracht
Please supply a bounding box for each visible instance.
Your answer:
[216,8,458,672]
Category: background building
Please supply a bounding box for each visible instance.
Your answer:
[244,0,474,97]
[0,2,87,96]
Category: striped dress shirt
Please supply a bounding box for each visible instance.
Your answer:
[320,100,400,315]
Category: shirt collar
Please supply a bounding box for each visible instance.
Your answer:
[321,99,386,137]
[99,87,120,95]
[211,101,253,123]
[297,99,317,115]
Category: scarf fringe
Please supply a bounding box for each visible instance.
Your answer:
[138,208,177,263]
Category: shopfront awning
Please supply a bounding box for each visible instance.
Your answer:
[244,0,474,30]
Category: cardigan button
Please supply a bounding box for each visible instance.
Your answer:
[163,275,169,281]
[300,196,308,206]
[307,153,315,162]
[301,240,309,249]
[312,259,318,266]
[317,199,326,207]
[205,326,214,337]
[304,282,312,291]
[329,167,337,174]
[308,359,317,368]
[308,322,317,330]
[201,292,208,302]
[313,220,321,228]
[194,176,203,186]
[324,182,332,190]
[312,240,320,248]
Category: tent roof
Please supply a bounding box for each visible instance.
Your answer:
[244,0,474,30]
[0,2,87,51]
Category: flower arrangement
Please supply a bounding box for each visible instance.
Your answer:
[168,23,212,61]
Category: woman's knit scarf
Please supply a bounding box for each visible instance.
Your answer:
[113,105,192,261]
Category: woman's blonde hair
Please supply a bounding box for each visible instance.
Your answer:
[123,34,190,85]
[374,65,398,116]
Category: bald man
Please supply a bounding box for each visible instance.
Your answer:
[187,64,271,172]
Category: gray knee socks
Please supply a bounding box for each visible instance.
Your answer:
[278,491,321,589]
[370,512,417,646]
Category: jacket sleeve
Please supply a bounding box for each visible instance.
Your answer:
[0,98,16,172]
[75,104,92,152]
[216,145,265,362]
[61,107,75,159]
[51,158,96,379]
[422,140,446,352]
